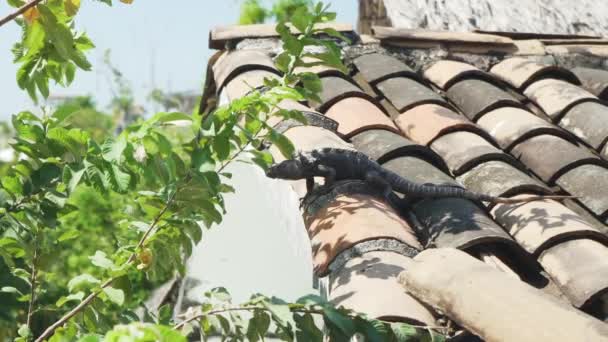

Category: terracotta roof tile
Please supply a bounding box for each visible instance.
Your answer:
[490,57,580,90]
[349,129,448,170]
[209,22,354,49]
[446,78,522,121]
[555,164,608,219]
[538,239,608,308]
[559,101,608,149]
[430,131,516,176]
[382,156,460,189]
[324,97,398,137]
[510,134,601,184]
[212,49,278,92]
[329,251,436,325]
[203,26,608,334]
[399,248,608,342]
[491,196,608,257]
[524,79,598,121]
[376,77,447,112]
[220,70,280,103]
[413,198,519,250]
[352,53,420,85]
[315,76,373,112]
[476,107,571,150]
[394,104,486,146]
[303,181,422,275]
[457,161,551,199]
[424,60,493,89]
[571,67,608,100]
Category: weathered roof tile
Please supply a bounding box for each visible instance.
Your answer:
[324,97,398,137]
[315,76,369,112]
[510,134,601,183]
[571,67,608,100]
[376,77,447,112]
[413,197,519,251]
[399,248,608,342]
[559,101,608,150]
[491,197,608,257]
[212,49,278,92]
[329,251,436,325]
[490,57,580,90]
[477,107,571,150]
[394,104,486,145]
[424,60,493,89]
[457,161,551,200]
[352,53,419,84]
[303,181,422,275]
[524,79,598,121]
[382,156,460,189]
[430,131,516,175]
[446,79,522,121]
[350,129,448,169]
[539,239,608,308]
[555,164,608,218]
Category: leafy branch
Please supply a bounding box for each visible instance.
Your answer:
[0,0,43,27]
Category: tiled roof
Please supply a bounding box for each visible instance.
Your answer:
[202,23,608,340]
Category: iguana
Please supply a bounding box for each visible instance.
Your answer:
[265,148,573,204]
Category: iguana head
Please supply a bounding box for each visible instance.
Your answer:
[265,159,305,179]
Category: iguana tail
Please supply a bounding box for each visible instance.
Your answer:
[386,170,574,203]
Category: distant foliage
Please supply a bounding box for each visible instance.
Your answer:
[239,0,314,24]
[0,1,444,341]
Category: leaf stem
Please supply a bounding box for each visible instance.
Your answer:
[0,0,44,28]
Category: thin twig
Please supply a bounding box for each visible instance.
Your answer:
[36,192,176,341]
[35,278,113,342]
[0,0,44,28]
[26,242,38,330]
[173,305,445,332]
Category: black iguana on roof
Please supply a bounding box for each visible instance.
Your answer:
[265,148,573,204]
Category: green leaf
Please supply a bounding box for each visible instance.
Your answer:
[102,136,127,162]
[294,313,323,342]
[90,250,115,269]
[323,307,356,338]
[102,286,125,305]
[56,291,85,307]
[267,130,295,159]
[291,6,312,33]
[391,323,420,342]
[58,229,80,242]
[68,273,101,292]
[18,324,31,338]
[1,286,23,295]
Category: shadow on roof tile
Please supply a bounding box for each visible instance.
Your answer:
[328,251,436,325]
[353,53,421,85]
[457,160,551,203]
[213,49,278,92]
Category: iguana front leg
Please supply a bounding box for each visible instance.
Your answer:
[315,164,336,187]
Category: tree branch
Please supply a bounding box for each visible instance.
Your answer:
[0,0,44,28]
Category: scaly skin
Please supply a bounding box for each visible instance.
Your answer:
[266,148,574,204]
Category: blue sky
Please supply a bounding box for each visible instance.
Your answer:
[0,0,357,120]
